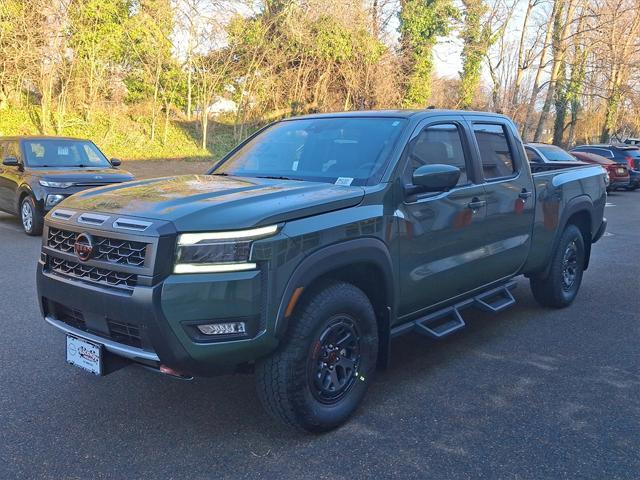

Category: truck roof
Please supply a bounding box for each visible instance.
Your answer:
[287,109,511,121]
[0,135,89,142]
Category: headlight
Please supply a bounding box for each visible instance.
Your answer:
[45,194,65,208]
[39,180,74,188]
[174,225,279,274]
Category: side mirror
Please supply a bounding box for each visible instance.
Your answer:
[110,158,122,167]
[2,156,19,167]
[411,164,461,193]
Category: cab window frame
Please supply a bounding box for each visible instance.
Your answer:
[400,120,476,191]
[470,121,520,182]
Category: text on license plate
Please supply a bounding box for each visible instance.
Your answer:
[66,335,102,375]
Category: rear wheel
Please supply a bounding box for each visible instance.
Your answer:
[20,196,43,236]
[256,282,378,432]
[530,224,585,308]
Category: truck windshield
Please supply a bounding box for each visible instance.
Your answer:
[23,139,111,168]
[211,117,407,185]
[537,145,578,162]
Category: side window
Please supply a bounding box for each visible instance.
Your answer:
[5,141,22,162]
[404,123,469,186]
[83,144,102,164]
[593,148,613,158]
[473,123,516,179]
[525,147,542,163]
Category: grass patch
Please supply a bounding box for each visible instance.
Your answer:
[0,107,246,162]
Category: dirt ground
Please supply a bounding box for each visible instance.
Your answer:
[123,159,214,180]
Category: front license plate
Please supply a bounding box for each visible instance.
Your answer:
[66,335,102,375]
[617,168,625,174]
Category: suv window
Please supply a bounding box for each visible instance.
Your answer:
[473,124,516,179]
[575,147,613,158]
[404,123,469,186]
[4,141,21,161]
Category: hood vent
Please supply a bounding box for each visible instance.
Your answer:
[77,213,109,226]
[113,218,152,232]
[51,209,75,220]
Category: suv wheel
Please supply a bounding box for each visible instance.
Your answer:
[530,224,585,308]
[256,282,378,432]
[20,196,43,236]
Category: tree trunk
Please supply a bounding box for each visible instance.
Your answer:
[533,0,577,142]
[201,113,208,150]
[511,0,534,107]
[151,60,161,142]
[552,61,567,146]
[187,61,192,121]
[163,102,169,146]
[521,1,557,141]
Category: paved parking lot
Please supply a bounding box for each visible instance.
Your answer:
[1,192,638,479]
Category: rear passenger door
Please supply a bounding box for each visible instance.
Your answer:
[468,118,535,281]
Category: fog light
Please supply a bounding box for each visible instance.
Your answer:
[46,194,65,209]
[197,322,246,335]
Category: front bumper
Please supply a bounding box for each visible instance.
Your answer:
[38,262,279,376]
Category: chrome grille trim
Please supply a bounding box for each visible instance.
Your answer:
[47,227,149,267]
[48,257,138,289]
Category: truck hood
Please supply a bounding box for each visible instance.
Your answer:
[57,175,365,231]
[34,167,133,184]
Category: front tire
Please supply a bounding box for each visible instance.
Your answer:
[20,196,43,236]
[530,224,585,308]
[256,282,378,432]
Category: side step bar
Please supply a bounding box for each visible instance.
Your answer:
[391,281,517,339]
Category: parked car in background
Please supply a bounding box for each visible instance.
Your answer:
[623,138,640,146]
[524,143,590,170]
[570,144,640,191]
[571,151,630,192]
[0,137,134,235]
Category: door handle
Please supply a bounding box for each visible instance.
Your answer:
[467,198,486,210]
[518,189,532,200]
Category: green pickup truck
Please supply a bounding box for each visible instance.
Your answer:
[37,110,607,431]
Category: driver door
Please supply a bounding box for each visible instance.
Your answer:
[396,117,489,317]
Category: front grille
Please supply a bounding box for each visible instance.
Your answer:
[48,228,148,267]
[107,320,142,348]
[48,301,148,350]
[55,303,87,330]
[48,257,137,289]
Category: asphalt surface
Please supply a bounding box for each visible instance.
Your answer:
[1,192,639,480]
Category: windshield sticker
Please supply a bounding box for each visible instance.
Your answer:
[292,161,299,171]
[392,121,400,127]
[335,177,353,186]
[58,147,69,156]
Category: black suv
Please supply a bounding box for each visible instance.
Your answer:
[570,144,640,190]
[0,136,133,234]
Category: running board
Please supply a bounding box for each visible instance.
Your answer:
[392,281,517,339]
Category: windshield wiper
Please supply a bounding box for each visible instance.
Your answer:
[210,172,229,176]
[255,175,294,180]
